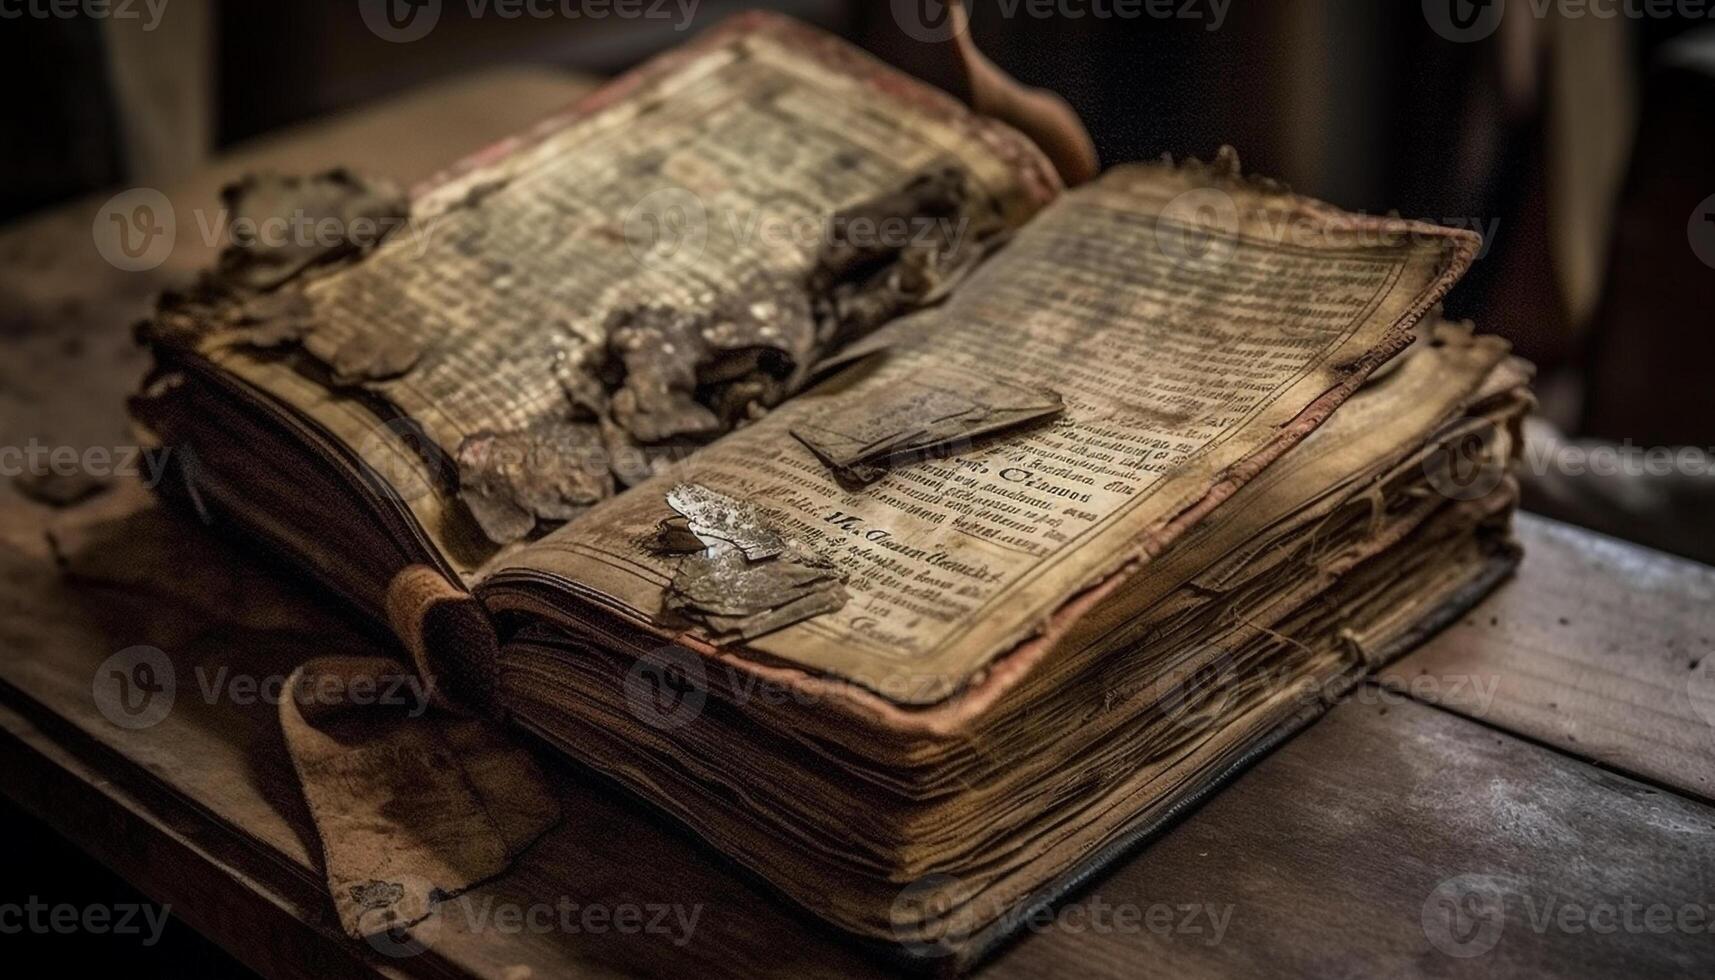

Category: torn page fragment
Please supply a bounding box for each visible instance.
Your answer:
[456,421,613,545]
[657,484,848,643]
[327,330,423,385]
[809,165,1005,345]
[215,169,410,293]
[138,169,407,354]
[667,546,848,642]
[279,655,559,946]
[604,304,726,444]
[791,368,1064,487]
[664,483,786,561]
[227,286,318,349]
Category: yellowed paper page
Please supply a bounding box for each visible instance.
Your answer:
[194,20,1052,578]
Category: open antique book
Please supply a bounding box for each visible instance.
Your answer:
[132,12,1531,969]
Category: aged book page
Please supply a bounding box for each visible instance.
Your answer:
[184,15,1055,578]
[492,159,1481,702]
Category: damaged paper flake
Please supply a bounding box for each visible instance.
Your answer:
[456,422,613,544]
[668,547,848,641]
[234,287,315,347]
[214,169,409,293]
[808,164,1004,346]
[602,276,814,444]
[696,284,817,427]
[664,483,786,561]
[605,304,725,443]
[792,369,1064,487]
[327,330,423,385]
[657,484,848,643]
[598,414,697,491]
[551,337,609,421]
[138,169,408,355]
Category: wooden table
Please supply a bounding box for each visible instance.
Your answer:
[3,70,1713,979]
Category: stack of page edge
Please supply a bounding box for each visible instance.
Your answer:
[499,322,1530,964]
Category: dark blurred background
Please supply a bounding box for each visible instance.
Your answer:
[1,0,1711,530]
